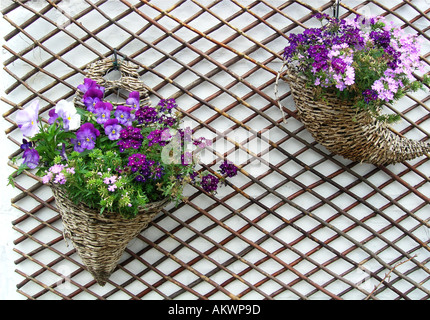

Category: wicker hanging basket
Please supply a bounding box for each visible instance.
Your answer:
[74,57,151,108]
[52,57,170,286]
[52,186,169,286]
[284,67,430,166]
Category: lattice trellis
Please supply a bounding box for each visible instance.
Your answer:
[2,0,430,300]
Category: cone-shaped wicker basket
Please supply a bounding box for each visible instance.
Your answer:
[285,67,430,166]
[53,186,170,286]
[52,57,170,286]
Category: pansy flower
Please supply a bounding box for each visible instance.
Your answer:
[22,148,40,169]
[126,91,140,109]
[83,88,104,112]
[77,78,105,95]
[94,101,113,124]
[54,100,81,131]
[104,118,122,141]
[75,123,100,151]
[16,100,40,138]
[114,106,134,126]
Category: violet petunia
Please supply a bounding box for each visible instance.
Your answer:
[94,101,113,124]
[16,100,40,138]
[104,118,122,141]
[126,91,140,109]
[22,148,40,169]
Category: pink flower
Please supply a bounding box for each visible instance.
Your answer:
[42,172,53,184]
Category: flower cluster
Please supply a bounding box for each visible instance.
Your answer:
[10,78,238,218]
[284,13,429,122]
[42,164,75,185]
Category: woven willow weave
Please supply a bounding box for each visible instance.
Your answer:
[74,57,151,109]
[52,186,170,286]
[286,67,430,166]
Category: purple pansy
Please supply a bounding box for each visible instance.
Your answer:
[74,123,100,151]
[104,118,122,141]
[77,78,105,95]
[22,148,40,169]
[114,106,134,126]
[126,91,140,109]
[83,88,104,112]
[93,101,113,124]
[135,105,158,124]
[48,109,59,125]
[16,100,40,138]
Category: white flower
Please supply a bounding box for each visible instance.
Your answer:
[55,100,81,131]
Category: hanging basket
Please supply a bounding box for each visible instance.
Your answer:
[74,57,151,108]
[52,57,170,286]
[285,67,430,166]
[52,186,169,286]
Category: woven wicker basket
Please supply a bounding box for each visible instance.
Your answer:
[51,57,170,286]
[74,57,151,109]
[285,67,430,166]
[52,186,169,286]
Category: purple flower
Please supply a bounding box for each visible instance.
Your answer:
[135,105,158,124]
[151,163,164,180]
[108,184,117,192]
[158,98,177,112]
[126,91,140,109]
[22,148,40,169]
[75,123,100,151]
[201,174,219,193]
[363,89,378,104]
[114,106,134,126]
[71,138,85,153]
[16,100,40,137]
[219,160,237,178]
[77,78,105,94]
[48,109,59,125]
[128,153,147,167]
[20,139,33,150]
[104,118,122,141]
[94,101,113,124]
[83,88,104,112]
[54,172,67,184]
[117,126,143,152]
[49,164,65,174]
